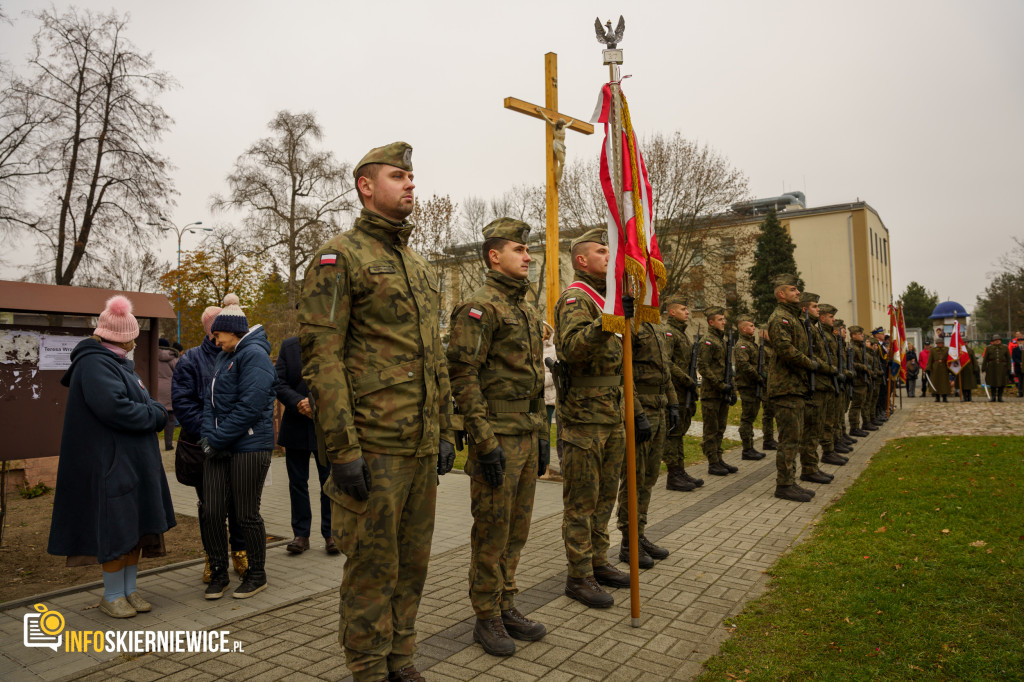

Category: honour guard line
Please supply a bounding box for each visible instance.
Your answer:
[292,15,903,681]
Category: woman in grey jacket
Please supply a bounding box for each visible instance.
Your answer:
[200,295,276,600]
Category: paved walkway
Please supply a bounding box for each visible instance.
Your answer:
[2,405,908,681]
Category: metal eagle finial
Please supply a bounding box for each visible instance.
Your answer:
[594,16,625,49]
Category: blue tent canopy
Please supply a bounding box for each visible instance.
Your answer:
[929,301,969,320]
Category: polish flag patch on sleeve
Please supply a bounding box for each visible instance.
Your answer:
[319,253,338,266]
[468,308,483,320]
[566,297,577,304]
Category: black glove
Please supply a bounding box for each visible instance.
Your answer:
[478,446,505,488]
[723,383,734,395]
[437,439,456,476]
[544,357,555,370]
[331,457,372,501]
[455,430,466,451]
[538,440,550,476]
[668,405,680,434]
[199,436,230,459]
[635,413,653,444]
[622,295,635,319]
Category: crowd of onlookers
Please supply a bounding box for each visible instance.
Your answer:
[904,330,1021,401]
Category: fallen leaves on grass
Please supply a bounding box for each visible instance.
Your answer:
[875,527,887,533]
[969,540,987,547]
[941,529,950,534]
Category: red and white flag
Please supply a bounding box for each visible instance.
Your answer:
[896,305,908,381]
[590,82,665,333]
[947,320,970,375]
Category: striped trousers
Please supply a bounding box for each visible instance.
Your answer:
[200,451,272,579]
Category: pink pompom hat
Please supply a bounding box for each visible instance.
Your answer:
[94,295,140,342]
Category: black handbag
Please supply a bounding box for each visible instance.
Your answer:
[174,436,205,487]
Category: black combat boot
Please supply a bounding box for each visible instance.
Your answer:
[850,427,869,437]
[942,395,948,402]
[833,442,852,454]
[565,576,614,608]
[682,465,705,487]
[722,460,739,474]
[708,461,730,476]
[821,452,848,466]
[937,395,943,403]
[619,536,654,569]
[775,485,812,502]
[997,388,1004,402]
[639,535,669,560]
[741,448,766,460]
[963,390,971,402]
[800,470,833,484]
[665,465,696,491]
[388,666,426,682]
[863,423,878,430]
[762,437,779,450]
[592,564,631,588]
[473,616,515,656]
[501,608,547,641]
[792,483,816,497]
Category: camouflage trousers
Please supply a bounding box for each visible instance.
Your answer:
[737,390,762,450]
[701,399,730,465]
[663,399,696,467]
[816,390,838,454]
[762,396,775,442]
[799,392,827,474]
[326,452,436,682]
[616,402,666,537]
[849,385,867,430]
[561,421,625,579]
[836,391,850,438]
[864,384,879,425]
[771,395,804,486]
[467,431,538,619]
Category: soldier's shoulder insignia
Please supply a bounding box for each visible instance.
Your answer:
[705,340,712,345]
[566,297,577,304]
[782,319,790,325]
[319,251,339,266]
[468,307,484,320]
[740,345,747,349]
[666,331,673,337]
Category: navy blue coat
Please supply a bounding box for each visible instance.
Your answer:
[202,325,276,453]
[171,336,221,442]
[275,336,317,451]
[48,339,176,564]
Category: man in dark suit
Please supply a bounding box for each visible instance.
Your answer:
[275,336,337,555]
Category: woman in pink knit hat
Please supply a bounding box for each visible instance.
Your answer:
[47,295,177,619]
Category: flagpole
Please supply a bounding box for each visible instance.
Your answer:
[605,37,641,628]
[887,305,895,418]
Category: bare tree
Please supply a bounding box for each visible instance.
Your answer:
[14,7,176,285]
[212,110,354,307]
[0,69,54,232]
[93,245,167,292]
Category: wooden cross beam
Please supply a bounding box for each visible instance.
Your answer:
[504,52,594,325]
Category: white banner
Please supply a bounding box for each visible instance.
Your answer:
[38,335,89,371]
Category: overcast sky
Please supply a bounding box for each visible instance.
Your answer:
[2,0,1022,310]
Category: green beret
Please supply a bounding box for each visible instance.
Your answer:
[834,318,845,327]
[849,325,864,334]
[819,304,837,315]
[704,306,725,319]
[570,228,608,250]
[735,314,754,324]
[799,291,819,304]
[354,141,413,178]
[482,217,530,244]
[773,273,800,288]
[662,294,688,308]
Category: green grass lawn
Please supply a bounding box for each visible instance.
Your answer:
[699,435,1024,681]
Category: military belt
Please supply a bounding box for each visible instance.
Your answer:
[635,384,664,395]
[570,375,624,388]
[487,398,545,413]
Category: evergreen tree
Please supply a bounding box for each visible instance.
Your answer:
[747,209,802,322]
[898,281,940,330]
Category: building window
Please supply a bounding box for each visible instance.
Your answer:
[724,282,737,303]
[691,245,704,267]
[691,288,706,310]
[721,237,735,264]
[870,229,874,256]
[528,260,538,282]
[883,238,888,266]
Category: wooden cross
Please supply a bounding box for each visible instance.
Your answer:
[505,52,594,325]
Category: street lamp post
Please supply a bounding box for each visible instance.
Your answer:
[149,217,211,344]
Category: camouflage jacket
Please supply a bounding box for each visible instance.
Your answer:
[766,301,816,398]
[698,327,729,400]
[835,332,856,381]
[813,321,838,392]
[851,340,870,386]
[554,271,642,425]
[297,209,454,464]
[632,322,678,410]
[447,270,545,453]
[733,332,762,392]
[665,318,696,397]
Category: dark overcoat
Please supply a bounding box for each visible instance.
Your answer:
[958,347,980,391]
[926,343,952,395]
[48,339,175,563]
[275,336,317,451]
[982,343,1011,387]
[202,325,276,453]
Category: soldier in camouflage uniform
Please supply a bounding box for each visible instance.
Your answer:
[298,142,456,682]
[699,306,738,476]
[732,314,767,461]
[796,292,836,486]
[766,275,819,503]
[616,319,679,568]
[866,338,885,424]
[446,218,547,656]
[760,332,778,450]
[662,297,704,491]
[831,319,856,454]
[816,305,848,467]
[555,228,641,609]
[848,326,873,436]
[872,328,891,421]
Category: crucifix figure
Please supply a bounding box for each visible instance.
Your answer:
[505,52,594,325]
[537,109,573,185]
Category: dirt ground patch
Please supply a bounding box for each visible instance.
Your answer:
[0,490,205,604]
